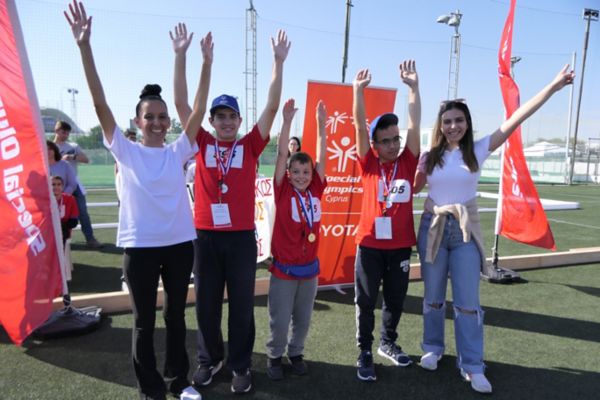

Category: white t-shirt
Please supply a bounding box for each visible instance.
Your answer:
[104,127,198,248]
[421,135,491,206]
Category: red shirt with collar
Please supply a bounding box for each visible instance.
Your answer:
[356,147,417,249]
[269,171,326,280]
[194,125,269,231]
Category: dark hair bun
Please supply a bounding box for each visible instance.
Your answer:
[140,84,162,99]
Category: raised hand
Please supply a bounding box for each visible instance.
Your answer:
[399,59,418,89]
[64,0,91,45]
[200,31,214,64]
[353,68,371,90]
[316,100,326,126]
[282,98,298,123]
[170,23,194,54]
[549,64,575,92]
[271,30,291,63]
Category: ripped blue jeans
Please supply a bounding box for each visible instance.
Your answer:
[417,212,485,374]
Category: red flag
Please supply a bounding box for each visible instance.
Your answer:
[496,0,556,249]
[302,81,396,285]
[0,0,64,344]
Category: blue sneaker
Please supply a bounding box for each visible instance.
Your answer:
[356,350,376,381]
[377,342,412,367]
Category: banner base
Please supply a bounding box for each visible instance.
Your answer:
[32,305,102,340]
[481,266,526,284]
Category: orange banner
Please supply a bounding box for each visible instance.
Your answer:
[0,0,63,344]
[302,81,396,285]
[496,0,555,249]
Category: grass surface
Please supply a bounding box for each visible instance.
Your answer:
[66,184,600,295]
[1,264,599,399]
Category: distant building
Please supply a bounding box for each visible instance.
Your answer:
[40,107,84,134]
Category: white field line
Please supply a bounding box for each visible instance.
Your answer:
[547,218,600,230]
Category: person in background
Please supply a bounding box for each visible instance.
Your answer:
[351,61,421,382]
[53,120,102,248]
[265,99,327,380]
[413,65,574,394]
[65,2,212,398]
[48,140,78,196]
[51,175,79,246]
[288,136,301,156]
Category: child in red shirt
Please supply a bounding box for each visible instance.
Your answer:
[51,175,79,246]
[352,61,421,382]
[266,99,327,380]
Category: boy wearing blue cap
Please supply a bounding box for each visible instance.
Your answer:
[351,61,420,382]
[172,25,291,394]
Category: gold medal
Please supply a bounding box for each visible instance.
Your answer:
[308,233,316,243]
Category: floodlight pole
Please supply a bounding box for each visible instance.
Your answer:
[341,0,353,83]
[437,10,462,100]
[67,87,78,127]
[565,51,576,183]
[569,8,598,185]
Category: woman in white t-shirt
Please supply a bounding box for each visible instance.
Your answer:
[413,65,574,394]
[65,2,213,399]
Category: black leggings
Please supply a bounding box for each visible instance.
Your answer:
[123,240,194,398]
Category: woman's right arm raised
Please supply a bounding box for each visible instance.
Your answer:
[64,1,116,143]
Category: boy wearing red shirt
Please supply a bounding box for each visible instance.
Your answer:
[351,61,421,382]
[266,99,327,380]
[181,30,291,394]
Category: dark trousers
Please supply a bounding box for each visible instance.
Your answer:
[73,186,94,241]
[194,230,257,372]
[354,245,411,351]
[123,241,194,398]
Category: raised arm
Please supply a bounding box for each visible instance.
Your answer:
[399,60,420,157]
[184,32,213,144]
[64,1,116,143]
[352,69,372,158]
[257,30,291,140]
[315,100,327,181]
[489,64,575,152]
[170,23,194,126]
[274,99,297,186]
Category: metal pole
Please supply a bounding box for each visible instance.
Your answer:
[565,51,576,183]
[341,0,353,83]
[453,29,461,99]
[569,9,598,185]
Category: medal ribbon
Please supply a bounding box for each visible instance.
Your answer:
[214,139,238,201]
[293,188,314,236]
[379,160,398,215]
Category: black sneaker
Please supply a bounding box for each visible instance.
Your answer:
[377,342,412,367]
[288,354,308,376]
[356,350,376,381]
[267,357,284,380]
[192,360,223,387]
[231,369,252,394]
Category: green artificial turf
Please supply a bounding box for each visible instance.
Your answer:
[1,264,599,399]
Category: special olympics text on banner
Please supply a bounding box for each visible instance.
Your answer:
[0,0,64,345]
[302,81,396,286]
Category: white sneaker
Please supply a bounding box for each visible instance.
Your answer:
[419,352,442,371]
[460,369,492,394]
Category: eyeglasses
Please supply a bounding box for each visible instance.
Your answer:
[374,135,401,146]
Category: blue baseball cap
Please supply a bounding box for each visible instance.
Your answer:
[369,113,396,141]
[210,94,240,114]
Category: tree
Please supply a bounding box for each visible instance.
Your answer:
[75,125,104,149]
[169,118,183,134]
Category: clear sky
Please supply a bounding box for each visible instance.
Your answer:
[14,0,600,144]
